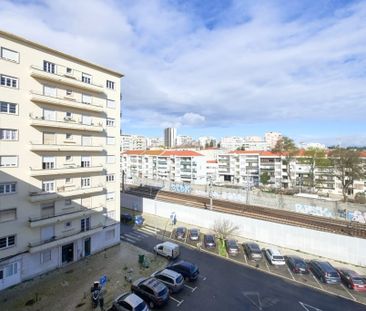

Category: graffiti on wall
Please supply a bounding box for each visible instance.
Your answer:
[295,203,333,218]
[170,183,192,194]
[347,210,366,224]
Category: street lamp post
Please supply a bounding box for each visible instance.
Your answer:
[208,178,213,210]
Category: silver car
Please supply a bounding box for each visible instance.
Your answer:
[151,269,184,293]
[111,292,150,311]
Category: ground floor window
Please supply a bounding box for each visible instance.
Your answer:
[105,229,115,241]
[0,262,18,279]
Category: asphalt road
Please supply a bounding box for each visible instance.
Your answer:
[121,224,366,311]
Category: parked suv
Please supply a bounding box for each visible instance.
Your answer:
[166,260,199,281]
[243,242,263,261]
[151,269,184,293]
[308,260,341,284]
[264,248,286,265]
[337,268,366,291]
[131,277,169,309]
[110,292,150,311]
[203,234,216,248]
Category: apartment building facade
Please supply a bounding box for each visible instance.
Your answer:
[122,150,207,185]
[120,134,147,151]
[0,31,122,290]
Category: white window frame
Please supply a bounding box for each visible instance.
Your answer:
[106,136,115,145]
[1,47,19,63]
[0,101,17,115]
[43,132,55,145]
[81,156,91,167]
[106,118,115,127]
[0,74,18,88]
[106,192,115,201]
[0,182,16,195]
[81,217,91,232]
[0,129,18,141]
[106,155,115,164]
[43,60,56,74]
[82,73,92,84]
[42,156,55,169]
[106,174,115,182]
[82,115,92,125]
[42,181,55,193]
[0,235,16,249]
[82,93,92,104]
[43,85,56,97]
[0,156,18,167]
[41,250,52,264]
[0,209,17,223]
[106,99,115,109]
[81,177,91,188]
[106,80,115,89]
[43,109,56,121]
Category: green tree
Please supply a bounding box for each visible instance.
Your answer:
[260,171,270,185]
[330,148,365,202]
[272,136,298,188]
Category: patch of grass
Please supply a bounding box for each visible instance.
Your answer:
[218,239,228,257]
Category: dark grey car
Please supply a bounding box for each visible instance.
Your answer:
[203,234,216,248]
[175,227,187,240]
[308,260,341,284]
[243,242,263,261]
[188,228,200,241]
[225,239,239,256]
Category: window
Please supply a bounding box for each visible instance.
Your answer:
[81,177,91,188]
[64,112,72,121]
[0,262,18,280]
[81,156,91,167]
[106,80,115,89]
[106,99,115,108]
[65,199,72,206]
[105,229,115,241]
[0,209,16,223]
[0,101,17,114]
[43,132,55,145]
[82,94,92,104]
[41,250,51,264]
[66,155,72,161]
[82,136,92,146]
[42,156,55,169]
[0,156,18,167]
[106,155,115,164]
[43,61,55,73]
[66,89,73,96]
[107,136,115,145]
[0,235,16,249]
[106,192,115,201]
[42,181,55,193]
[82,73,91,84]
[66,67,73,74]
[41,203,55,218]
[41,226,55,242]
[43,85,56,97]
[82,115,92,125]
[65,178,71,184]
[66,133,72,140]
[81,217,90,232]
[1,47,19,62]
[64,221,72,228]
[43,109,56,121]
[0,129,17,141]
[0,75,18,88]
[0,182,16,195]
[106,174,115,182]
[106,118,115,127]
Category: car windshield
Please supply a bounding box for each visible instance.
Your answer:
[228,241,237,248]
[353,278,366,285]
[176,275,184,283]
[158,287,168,297]
[273,256,284,260]
[135,301,147,311]
[190,230,198,235]
[206,236,214,241]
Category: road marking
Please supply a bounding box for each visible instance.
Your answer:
[184,284,197,292]
[341,284,357,301]
[264,258,270,272]
[144,224,161,232]
[169,296,184,307]
[287,268,295,281]
[199,275,207,281]
[120,236,136,244]
[299,301,323,310]
[139,227,158,234]
[311,274,323,290]
[135,230,149,237]
[243,254,248,264]
[123,233,140,241]
[243,291,263,310]
[127,232,144,239]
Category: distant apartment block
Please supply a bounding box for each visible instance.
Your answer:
[0,30,122,290]
[147,137,164,149]
[264,131,282,149]
[120,134,147,151]
[176,135,193,147]
[164,127,176,148]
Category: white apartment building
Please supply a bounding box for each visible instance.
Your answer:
[164,128,176,148]
[198,136,216,148]
[264,131,282,149]
[146,137,164,149]
[122,150,207,185]
[120,134,147,151]
[176,135,193,147]
[0,30,122,290]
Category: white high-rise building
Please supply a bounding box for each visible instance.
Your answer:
[164,127,176,148]
[0,30,122,290]
[265,132,282,149]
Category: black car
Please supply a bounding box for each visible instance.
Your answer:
[243,242,263,261]
[131,277,169,309]
[286,256,309,274]
[166,260,199,281]
[175,227,187,240]
[225,239,239,256]
[308,260,341,284]
[188,228,200,241]
[203,234,216,248]
[120,213,133,224]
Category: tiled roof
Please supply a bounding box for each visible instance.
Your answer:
[162,150,203,157]
[207,160,218,163]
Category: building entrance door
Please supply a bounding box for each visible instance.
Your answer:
[62,243,74,264]
[84,238,91,257]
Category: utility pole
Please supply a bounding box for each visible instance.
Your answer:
[209,178,213,210]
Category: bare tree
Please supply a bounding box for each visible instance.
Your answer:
[212,218,239,240]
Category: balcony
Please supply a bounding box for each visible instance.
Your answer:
[28,224,104,253]
[29,205,104,228]
[30,165,104,177]
[30,91,104,112]
[30,66,104,93]
[30,114,103,132]
[30,143,104,152]
[29,185,105,203]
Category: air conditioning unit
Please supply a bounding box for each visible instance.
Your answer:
[64,116,72,121]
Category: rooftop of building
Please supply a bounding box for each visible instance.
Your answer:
[122,150,204,157]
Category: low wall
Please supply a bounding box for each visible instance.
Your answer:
[122,193,366,266]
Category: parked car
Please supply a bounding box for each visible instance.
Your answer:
[203,234,216,248]
[110,292,150,311]
[264,248,286,265]
[135,215,144,226]
[188,228,200,241]
[243,242,263,261]
[225,239,239,256]
[166,260,200,281]
[121,213,133,223]
[308,260,341,284]
[131,277,169,309]
[337,268,366,291]
[175,227,187,240]
[151,269,184,293]
[153,242,180,259]
[286,256,309,274]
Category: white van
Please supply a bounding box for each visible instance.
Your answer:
[153,242,180,259]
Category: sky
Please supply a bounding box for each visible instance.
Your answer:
[1,0,366,146]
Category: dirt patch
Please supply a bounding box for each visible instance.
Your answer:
[0,242,166,311]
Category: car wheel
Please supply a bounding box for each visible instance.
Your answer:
[321,276,326,283]
[348,284,352,289]
[149,301,155,309]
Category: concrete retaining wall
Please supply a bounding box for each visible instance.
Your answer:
[122,193,366,266]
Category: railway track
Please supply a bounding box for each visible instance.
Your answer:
[124,186,366,239]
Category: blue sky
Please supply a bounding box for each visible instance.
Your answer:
[1,0,366,146]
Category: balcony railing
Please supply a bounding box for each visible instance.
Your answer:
[30,65,104,93]
[30,165,104,177]
[29,142,104,152]
[29,114,103,132]
[30,91,104,112]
